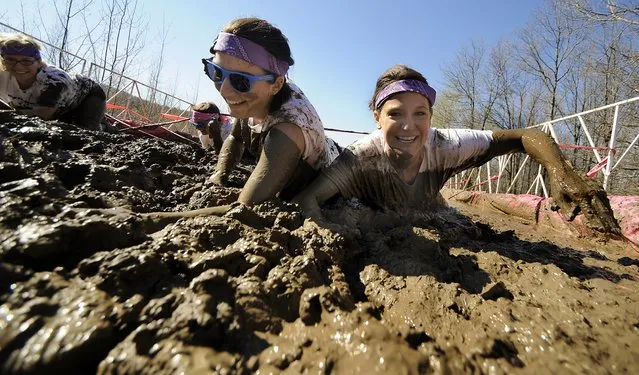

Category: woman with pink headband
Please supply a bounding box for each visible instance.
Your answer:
[294,64,620,236]
[204,18,339,200]
[0,33,106,130]
[143,18,339,223]
[190,102,232,153]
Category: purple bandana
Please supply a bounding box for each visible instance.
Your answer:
[374,79,437,109]
[0,45,41,60]
[212,32,289,76]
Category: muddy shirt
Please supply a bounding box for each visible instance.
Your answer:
[229,83,341,198]
[257,82,340,169]
[322,128,496,210]
[0,65,101,117]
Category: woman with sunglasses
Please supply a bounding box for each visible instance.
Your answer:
[0,33,106,130]
[204,17,340,198]
[293,64,621,236]
[142,18,339,224]
[190,101,233,153]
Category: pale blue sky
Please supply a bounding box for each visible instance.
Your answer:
[1,0,541,146]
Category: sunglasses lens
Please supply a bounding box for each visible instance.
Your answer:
[229,73,251,93]
[3,58,35,66]
[205,63,220,83]
[203,60,255,93]
[212,66,224,82]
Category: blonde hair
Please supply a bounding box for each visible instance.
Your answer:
[0,33,44,70]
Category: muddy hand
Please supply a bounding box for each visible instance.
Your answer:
[549,168,621,235]
[307,215,361,240]
[208,170,229,186]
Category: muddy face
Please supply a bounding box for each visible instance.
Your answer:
[2,54,41,88]
[1,113,637,374]
[374,92,431,180]
[212,52,279,121]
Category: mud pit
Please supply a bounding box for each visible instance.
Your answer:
[1,113,638,374]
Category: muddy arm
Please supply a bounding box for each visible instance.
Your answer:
[142,124,304,232]
[491,129,620,235]
[210,119,244,186]
[293,175,340,222]
[237,124,304,205]
[142,205,233,232]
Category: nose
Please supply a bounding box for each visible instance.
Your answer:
[400,117,414,131]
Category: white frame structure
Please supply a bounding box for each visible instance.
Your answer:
[448,95,639,195]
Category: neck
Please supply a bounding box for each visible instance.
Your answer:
[251,108,269,124]
[252,113,267,124]
[252,94,276,123]
[387,149,424,184]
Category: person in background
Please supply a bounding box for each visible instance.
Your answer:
[293,64,621,236]
[190,101,233,154]
[0,32,106,130]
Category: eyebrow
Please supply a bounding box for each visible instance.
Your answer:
[385,104,429,112]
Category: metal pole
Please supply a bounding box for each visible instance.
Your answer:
[577,115,602,163]
[603,105,620,191]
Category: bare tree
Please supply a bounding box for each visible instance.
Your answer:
[489,41,543,130]
[145,16,172,121]
[574,0,639,92]
[99,0,147,96]
[519,0,587,120]
[443,41,487,129]
[575,0,639,25]
[34,0,93,70]
[431,90,460,129]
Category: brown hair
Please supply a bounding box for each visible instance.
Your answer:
[0,32,43,54]
[192,101,220,114]
[369,64,432,112]
[213,18,294,113]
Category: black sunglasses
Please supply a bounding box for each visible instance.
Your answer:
[202,58,275,93]
[1,56,38,66]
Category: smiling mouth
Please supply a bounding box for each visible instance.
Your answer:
[396,136,417,143]
[226,99,246,106]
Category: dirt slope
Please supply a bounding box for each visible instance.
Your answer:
[1,113,637,374]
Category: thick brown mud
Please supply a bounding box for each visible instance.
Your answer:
[1,113,638,374]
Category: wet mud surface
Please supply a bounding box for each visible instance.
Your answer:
[1,113,638,374]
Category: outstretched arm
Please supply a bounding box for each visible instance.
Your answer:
[293,175,340,222]
[490,129,620,235]
[143,123,305,231]
[210,119,244,185]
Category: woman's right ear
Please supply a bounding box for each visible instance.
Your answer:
[373,110,381,129]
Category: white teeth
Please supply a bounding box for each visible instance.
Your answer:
[397,136,417,142]
[227,100,244,105]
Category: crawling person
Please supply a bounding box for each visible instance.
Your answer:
[190,101,233,154]
[0,33,106,130]
[143,17,340,225]
[293,64,621,236]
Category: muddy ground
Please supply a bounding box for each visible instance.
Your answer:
[1,113,638,374]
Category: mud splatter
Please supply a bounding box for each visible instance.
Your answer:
[1,113,638,374]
